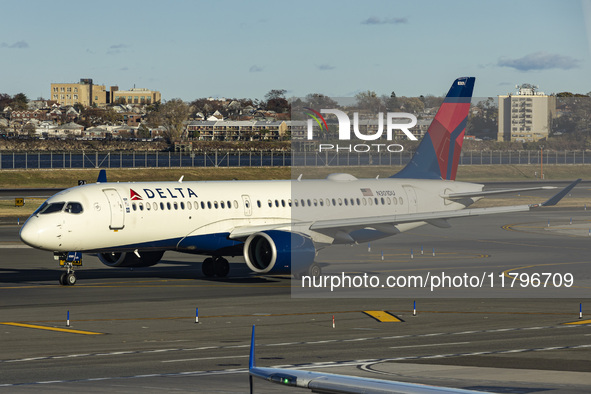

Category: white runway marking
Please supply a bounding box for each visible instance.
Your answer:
[3,343,591,388]
[162,355,249,363]
[1,323,589,364]
[389,341,469,349]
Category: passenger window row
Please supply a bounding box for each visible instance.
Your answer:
[131,200,240,212]
[255,196,403,208]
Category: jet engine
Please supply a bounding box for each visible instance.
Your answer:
[98,251,164,268]
[243,230,315,275]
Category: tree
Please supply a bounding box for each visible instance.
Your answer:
[554,95,591,135]
[398,97,425,114]
[146,98,192,143]
[422,95,444,109]
[382,91,399,111]
[355,90,381,111]
[136,124,152,139]
[466,97,497,138]
[0,93,11,111]
[12,93,28,110]
[79,107,122,127]
[264,89,287,102]
[264,89,290,113]
[304,93,338,109]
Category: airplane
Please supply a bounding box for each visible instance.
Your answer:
[249,325,487,393]
[19,77,581,285]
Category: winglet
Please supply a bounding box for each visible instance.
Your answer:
[539,179,581,207]
[97,169,107,183]
[249,325,256,369]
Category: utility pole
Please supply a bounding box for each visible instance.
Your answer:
[540,145,544,180]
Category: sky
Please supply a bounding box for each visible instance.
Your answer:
[1,0,590,102]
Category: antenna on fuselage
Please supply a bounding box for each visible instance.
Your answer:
[297,174,303,182]
[178,176,184,183]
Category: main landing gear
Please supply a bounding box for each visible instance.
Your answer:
[293,263,322,280]
[201,256,230,278]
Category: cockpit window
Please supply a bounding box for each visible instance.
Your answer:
[65,202,84,214]
[33,201,48,216]
[38,202,65,215]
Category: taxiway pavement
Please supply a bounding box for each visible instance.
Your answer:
[0,207,590,392]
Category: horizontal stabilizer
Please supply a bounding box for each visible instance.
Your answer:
[539,179,581,207]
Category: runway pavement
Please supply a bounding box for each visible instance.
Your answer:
[0,207,590,392]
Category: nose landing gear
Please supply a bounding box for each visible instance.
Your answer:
[56,252,82,286]
[59,266,77,286]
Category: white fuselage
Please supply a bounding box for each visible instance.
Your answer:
[20,175,483,255]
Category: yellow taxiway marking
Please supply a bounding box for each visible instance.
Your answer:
[564,319,591,325]
[363,311,403,322]
[0,322,104,335]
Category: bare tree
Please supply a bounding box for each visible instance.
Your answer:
[354,90,381,111]
[147,98,192,143]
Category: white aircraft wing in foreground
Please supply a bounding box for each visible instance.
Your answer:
[248,326,489,394]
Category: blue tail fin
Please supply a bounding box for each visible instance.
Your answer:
[97,169,107,183]
[392,77,475,180]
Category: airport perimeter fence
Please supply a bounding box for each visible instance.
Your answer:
[0,150,590,170]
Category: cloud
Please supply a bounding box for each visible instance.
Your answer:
[317,64,336,71]
[249,65,264,73]
[107,44,131,55]
[361,16,407,25]
[498,51,580,71]
[0,40,29,49]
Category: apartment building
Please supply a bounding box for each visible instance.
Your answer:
[497,84,556,142]
[187,120,287,141]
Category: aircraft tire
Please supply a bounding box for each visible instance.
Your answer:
[202,258,215,277]
[59,272,68,286]
[214,258,230,277]
[308,263,321,277]
[66,273,77,286]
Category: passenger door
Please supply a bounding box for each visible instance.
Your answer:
[103,189,125,229]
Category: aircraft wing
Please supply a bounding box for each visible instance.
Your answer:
[310,179,581,232]
[249,326,484,394]
[310,204,531,231]
[228,180,581,239]
[441,186,555,199]
[229,223,293,239]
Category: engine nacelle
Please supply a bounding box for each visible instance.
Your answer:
[243,231,315,275]
[98,251,164,268]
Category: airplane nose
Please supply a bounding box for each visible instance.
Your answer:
[20,220,40,248]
